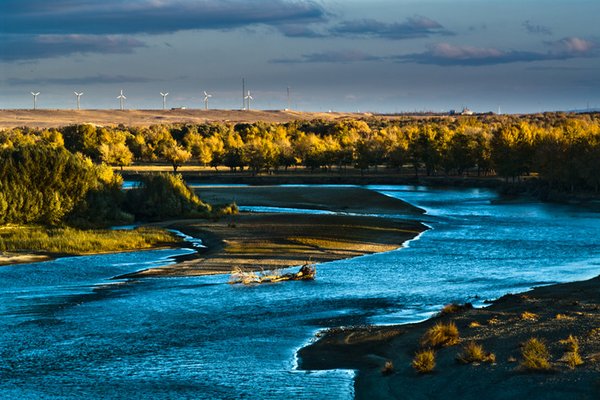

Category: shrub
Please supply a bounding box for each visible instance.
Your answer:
[412,350,435,374]
[560,335,583,369]
[521,311,538,321]
[125,173,211,220]
[457,341,496,364]
[381,360,394,375]
[555,313,575,321]
[421,322,460,348]
[439,303,473,316]
[468,321,482,328]
[520,338,551,371]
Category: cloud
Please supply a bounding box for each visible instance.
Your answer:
[1,0,327,35]
[1,0,327,61]
[1,34,145,62]
[523,20,553,36]
[329,16,451,39]
[6,74,159,86]
[547,37,597,54]
[276,24,326,38]
[396,38,598,66]
[271,50,383,63]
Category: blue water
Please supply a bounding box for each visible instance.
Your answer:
[1,186,599,399]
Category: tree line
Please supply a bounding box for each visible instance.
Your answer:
[1,112,599,192]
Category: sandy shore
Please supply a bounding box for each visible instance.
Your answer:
[0,253,51,266]
[125,213,426,278]
[122,186,425,278]
[194,186,425,215]
[298,275,600,399]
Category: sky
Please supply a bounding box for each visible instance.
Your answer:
[1,0,599,113]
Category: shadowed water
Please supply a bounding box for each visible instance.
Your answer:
[1,186,599,399]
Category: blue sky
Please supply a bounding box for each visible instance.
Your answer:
[1,0,598,113]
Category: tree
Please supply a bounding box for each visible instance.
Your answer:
[161,140,191,172]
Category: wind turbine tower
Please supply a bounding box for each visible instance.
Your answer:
[244,90,253,111]
[203,91,212,110]
[242,78,246,110]
[160,92,169,110]
[74,92,83,110]
[287,86,291,110]
[31,92,40,110]
[117,89,126,111]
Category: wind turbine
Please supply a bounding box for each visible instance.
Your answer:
[160,92,169,110]
[117,89,126,110]
[242,78,246,110]
[203,91,212,110]
[286,86,291,110]
[31,92,40,110]
[244,90,253,111]
[74,91,83,110]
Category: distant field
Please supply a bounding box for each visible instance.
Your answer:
[0,109,377,128]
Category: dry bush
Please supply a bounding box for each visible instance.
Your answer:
[487,317,500,325]
[559,335,583,369]
[412,350,435,374]
[421,322,460,348]
[520,338,551,371]
[381,360,394,375]
[555,313,575,321]
[439,303,473,316]
[457,341,496,364]
[521,311,538,321]
[468,321,482,328]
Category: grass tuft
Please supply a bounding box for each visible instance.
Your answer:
[412,350,435,374]
[520,338,551,371]
[421,322,460,348]
[439,303,473,316]
[560,335,583,369]
[381,360,394,375]
[555,313,575,321]
[521,311,538,321]
[457,341,496,364]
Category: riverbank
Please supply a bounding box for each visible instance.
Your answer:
[298,275,600,399]
[0,226,182,266]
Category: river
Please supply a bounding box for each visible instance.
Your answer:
[1,186,599,399]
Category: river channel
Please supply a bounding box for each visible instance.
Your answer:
[1,186,599,399]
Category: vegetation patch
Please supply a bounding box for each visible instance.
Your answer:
[421,322,460,348]
[520,338,552,371]
[559,335,583,369]
[381,360,394,375]
[412,350,436,374]
[555,313,575,321]
[0,225,180,255]
[439,303,473,316]
[457,341,496,364]
[521,311,539,321]
[126,173,212,220]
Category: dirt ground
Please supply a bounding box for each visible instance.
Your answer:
[299,275,600,400]
[0,109,374,128]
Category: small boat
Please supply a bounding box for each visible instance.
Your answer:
[229,264,316,285]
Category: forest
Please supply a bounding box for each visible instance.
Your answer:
[0,113,600,223]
